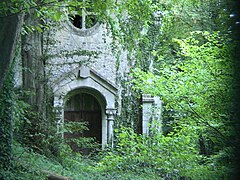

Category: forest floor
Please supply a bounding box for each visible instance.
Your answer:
[3,142,160,180]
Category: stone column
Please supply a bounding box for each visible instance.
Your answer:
[53,97,64,136]
[142,94,163,136]
[142,94,154,135]
[106,108,117,148]
[152,96,162,134]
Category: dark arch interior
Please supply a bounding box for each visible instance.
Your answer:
[69,14,97,29]
[64,93,102,153]
[69,14,83,29]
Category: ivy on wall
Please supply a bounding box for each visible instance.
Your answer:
[0,63,14,170]
[115,73,142,133]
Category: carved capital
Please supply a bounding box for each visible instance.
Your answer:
[106,108,117,121]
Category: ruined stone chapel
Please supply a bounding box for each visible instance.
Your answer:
[17,5,162,150]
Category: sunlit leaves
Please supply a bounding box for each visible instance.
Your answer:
[132,31,234,146]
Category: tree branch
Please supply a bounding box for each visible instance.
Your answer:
[0,0,65,18]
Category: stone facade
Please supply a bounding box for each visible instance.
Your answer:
[9,4,163,151]
[33,14,161,148]
[45,21,122,86]
[44,18,127,147]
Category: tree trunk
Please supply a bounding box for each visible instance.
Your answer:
[0,5,23,170]
[22,10,45,111]
[0,13,23,90]
[21,9,46,147]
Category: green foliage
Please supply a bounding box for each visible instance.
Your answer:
[59,121,100,155]
[115,74,142,131]
[132,31,233,131]
[99,126,230,179]
[112,0,233,71]
[2,141,160,180]
[0,63,15,171]
[131,31,235,177]
[111,1,234,138]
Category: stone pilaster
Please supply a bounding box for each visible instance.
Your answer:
[53,97,64,135]
[106,108,117,148]
[142,94,154,135]
[142,94,162,135]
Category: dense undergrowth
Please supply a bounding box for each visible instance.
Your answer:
[0,124,233,180]
[0,141,160,180]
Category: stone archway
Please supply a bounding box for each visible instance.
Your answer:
[53,66,117,148]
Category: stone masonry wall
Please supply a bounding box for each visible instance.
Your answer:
[44,21,125,90]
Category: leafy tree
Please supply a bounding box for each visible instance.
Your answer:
[131,30,235,177]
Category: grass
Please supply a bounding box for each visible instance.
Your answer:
[0,142,161,180]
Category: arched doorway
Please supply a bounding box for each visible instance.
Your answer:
[64,92,102,153]
[53,66,118,148]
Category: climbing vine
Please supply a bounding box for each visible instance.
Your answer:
[0,63,15,171]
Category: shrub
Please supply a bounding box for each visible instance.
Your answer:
[99,125,230,179]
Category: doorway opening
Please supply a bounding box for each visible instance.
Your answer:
[64,92,102,153]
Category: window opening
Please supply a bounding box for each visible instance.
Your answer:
[69,0,97,30]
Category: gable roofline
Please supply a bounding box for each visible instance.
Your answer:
[52,65,117,96]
